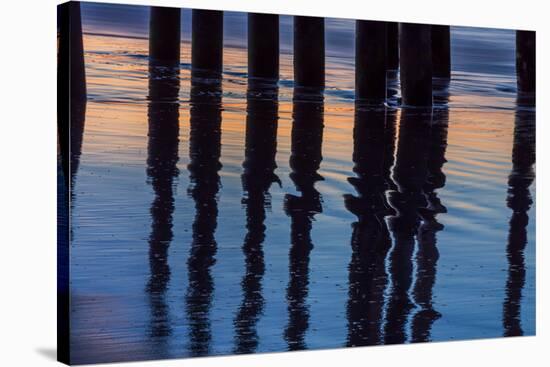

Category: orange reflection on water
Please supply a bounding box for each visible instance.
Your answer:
[80,34,517,194]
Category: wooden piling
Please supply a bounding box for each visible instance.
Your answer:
[192,9,223,77]
[432,25,450,78]
[399,23,432,106]
[356,21,387,103]
[248,13,279,81]
[58,0,87,190]
[387,22,399,70]
[294,16,325,89]
[516,30,535,95]
[58,1,86,104]
[149,7,181,66]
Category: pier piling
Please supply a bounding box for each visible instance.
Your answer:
[149,7,181,66]
[248,13,279,81]
[57,1,86,194]
[399,23,433,106]
[516,30,535,96]
[192,10,223,77]
[294,16,325,89]
[356,21,387,104]
[387,22,399,70]
[58,1,86,103]
[432,25,451,78]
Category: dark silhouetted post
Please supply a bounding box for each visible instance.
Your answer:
[58,1,87,190]
[294,16,325,89]
[58,1,86,103]
[192,10,223,77]
[356,21,387,103]
[248,13,279,81]
[387,22,399,70]
[149,7,181,66]
[68,1,86,101]
[399,24,432,106]
[432,25,450,78]
[516,30,535,96]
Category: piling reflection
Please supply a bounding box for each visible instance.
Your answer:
[344,105,394,347]
[185,74,223,356]
[384,109,398,191]
[503,101,535,337]
[69,103,86,194]
[385,108,432,344]
[284,88,324,351]
[383,104,449,344]
[233,80,280,354]
[67,17,539,361]
[411,106,448,343]
[146,65,180,347]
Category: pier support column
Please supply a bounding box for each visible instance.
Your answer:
[387,22,399,70]
[149,7,181,66]
[294,16,325,89]
[399,23,432,106]
[432,25,450,78]
[248,13,279,81]
[356,20,387,104]
[516,30,535,95]
[192,10,223,77]
[58,1,86,103]
[57,1,86,191]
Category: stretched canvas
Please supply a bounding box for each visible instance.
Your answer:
[57,1,536,365]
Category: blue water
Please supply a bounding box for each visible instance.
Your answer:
[65,2,536,365]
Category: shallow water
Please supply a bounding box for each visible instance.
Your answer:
[66,5,535,365]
